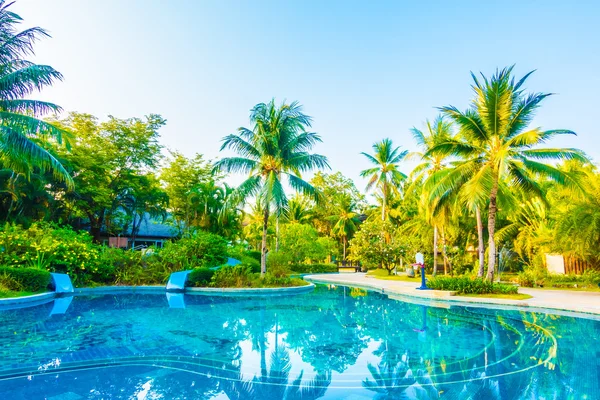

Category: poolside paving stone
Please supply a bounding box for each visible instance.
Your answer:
[304,273,600,317]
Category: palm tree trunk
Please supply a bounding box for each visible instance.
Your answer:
[486,177,499,281]
[433,225,438,276]
[442,227,448,275]
[381,182,387,221]
[476,206,485,277]
[261,206,270,276]
[343,236,347,264]
[130,211,137,249]
[275,215,280,252]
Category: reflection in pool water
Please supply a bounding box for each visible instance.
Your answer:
[0,284,598,399]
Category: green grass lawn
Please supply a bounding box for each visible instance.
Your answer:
[366,269,422,282]
[457,293,533,300]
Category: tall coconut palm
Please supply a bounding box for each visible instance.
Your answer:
[214,100,329,275]
[360,138,407,221]
[328,194,361,263]
[428,66,586,281]
[408,116,453,275]
[0,1,71,186]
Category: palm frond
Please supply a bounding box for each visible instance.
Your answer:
[0,125,72,187]
[219,134,261,159]
[213,157,257,175]
[288,173,322,204]
[521,148,587,162]
[0,63,63,99]
[439,106,487,142]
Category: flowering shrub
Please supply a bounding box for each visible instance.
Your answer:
[0,223,103,285]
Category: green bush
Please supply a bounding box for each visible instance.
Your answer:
[268,263,292,278]
[451,253,476,275]
[518,269,600,289]
[208,265,308,288]
[99,247,172,286]
[0,223,105,285]
[247,250,262,262]
[517,271,536,287]
[257,273,308,288]
[211,265,253,288]
[0,271,22,291]
[160,231,228,270]
[187,268,215,287]
[289,263,338,274]
[427,276,518,295]
[266,251,292,268]
[240,256,261,273]
[0,266,52,292]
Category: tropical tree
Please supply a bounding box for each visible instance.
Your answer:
[360,139,407,221]
[214,100,329,275]
[551,162,600,263]
[285,195,314,224]
[328,194,361,263]
[348,218,406,274]
[428,66,586,280]
[408,116,454,275]
[0,1,71,186]
[310,171,365,237]
[160,152,213,233]
[53,112,166,242]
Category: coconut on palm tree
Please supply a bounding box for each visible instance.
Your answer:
[427,66,586,281]
[0,0,71,186]
[214,99,329,275]
[360,138,407,221]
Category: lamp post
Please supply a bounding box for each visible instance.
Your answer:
[414,252,430,290]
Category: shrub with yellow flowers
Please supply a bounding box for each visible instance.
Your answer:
[0,223,109,285]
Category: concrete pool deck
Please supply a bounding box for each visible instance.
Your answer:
[304,273,600,317]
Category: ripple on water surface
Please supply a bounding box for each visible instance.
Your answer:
[0,284,598,399]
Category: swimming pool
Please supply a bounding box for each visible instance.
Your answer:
[0,284,598,399]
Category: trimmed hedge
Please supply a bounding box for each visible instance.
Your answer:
[0,266,52,292]
[427,276,518,295]
[289,263,338,274]
[186,268,215,287]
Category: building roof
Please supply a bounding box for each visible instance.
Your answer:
[133,214,178,239]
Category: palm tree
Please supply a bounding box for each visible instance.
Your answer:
[553,162,600,263]
[0,1,71,186]
[214,100,329,275]
[328,194,361,264]
[428,66,586,281]
[408,116,453,275]
[360,138,407,221]
[285,195,314,224]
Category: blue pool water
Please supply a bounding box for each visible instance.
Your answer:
[0,284,599,399]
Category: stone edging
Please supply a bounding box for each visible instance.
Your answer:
[304,275,600,320]
[0,282,315,307]
[0,292,56,307]
[185,282,315,295]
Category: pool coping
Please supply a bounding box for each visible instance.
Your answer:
[186,283,314,295]
[304,274,600,320]
[0,282,315,307]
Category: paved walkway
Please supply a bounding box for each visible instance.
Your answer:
[304,273,600,318]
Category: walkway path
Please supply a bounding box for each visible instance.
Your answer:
[304,273,600,318]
